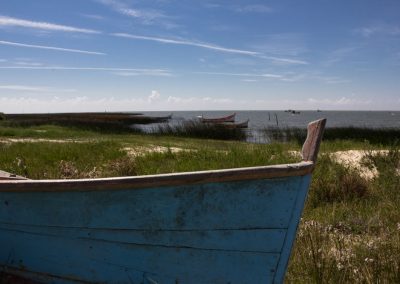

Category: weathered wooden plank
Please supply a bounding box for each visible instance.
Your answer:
[302,118,326,162]
[0,161,314,192]
[0,229,280,283]
[0,223,286,253]
[0,176,306,230]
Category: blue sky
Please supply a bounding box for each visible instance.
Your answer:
[0,0,399,112]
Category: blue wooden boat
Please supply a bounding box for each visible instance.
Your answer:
[0,119,326,283]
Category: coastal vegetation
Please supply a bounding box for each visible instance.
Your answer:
[264,126,400,146]
[0,121,399,282]
[154,120,247,140]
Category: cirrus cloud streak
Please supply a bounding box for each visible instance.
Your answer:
[0,15,100,34]
[0,40,105,55]
[112,33,260,56]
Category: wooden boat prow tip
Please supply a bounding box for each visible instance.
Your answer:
[0,170,28,181]
[302,118,326,163]
[0,119,326,284]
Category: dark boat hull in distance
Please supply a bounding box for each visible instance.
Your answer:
[218,119,249,129]
[0,119,326,284]
[201,112,236,123]
[4,112,172,125]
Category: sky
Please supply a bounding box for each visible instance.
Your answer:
[0,0,400,112]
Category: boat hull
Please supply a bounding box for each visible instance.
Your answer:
[201,113,236,123]
[0,174,311,283]
[0,118,327,283]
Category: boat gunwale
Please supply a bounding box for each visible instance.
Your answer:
[0,161,314,192]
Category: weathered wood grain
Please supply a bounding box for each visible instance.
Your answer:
[0,175,311,283]
[0,223,286,253]
[302,118,326,162]
[0,229,280,283]
[0,177,306,230]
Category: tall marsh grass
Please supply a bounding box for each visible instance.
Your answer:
[1,119,141,134]
[287,148,400,283]
[264,126,400,145]
[154,120,247,141]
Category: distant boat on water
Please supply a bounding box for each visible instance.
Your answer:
[152,113,173,122]
[219,119,249,129]
[200,113,236,123]
[3,112,173,125]
[284,110,300,115]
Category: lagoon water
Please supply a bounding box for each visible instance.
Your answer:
[142,110,400,129]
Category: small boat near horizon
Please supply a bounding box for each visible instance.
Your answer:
[151,113,173,122]
[284,109,300,115]
[218,119,250,129]
[200,112,236,123]
[0,119,326,283]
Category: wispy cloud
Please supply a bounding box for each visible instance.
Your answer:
[0,85,76,93]
[113,70,173,77]
[112,33,260,55]
[0,15,100,34]
[0,40,106,55]
[113,32,306,64]
[356,23,400,37]
[79,14,105,21]
[0,65,171,76]
[307,96,372,107]
[166,95,233,106]
[316,76,351,84]
[232,4,273,13]
[249,34,309,65]
[206,3,273,13]
[193,71,313,82]
[251,33,308,56]
[194,71,283,79]
[322,46,360,67]
[96,0,177,28]
[259,55,308,65]
[14,60,43,67]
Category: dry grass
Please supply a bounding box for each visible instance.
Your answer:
[287,148,400,283]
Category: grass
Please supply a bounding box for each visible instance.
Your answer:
[0,141,128,179]
[286,148,400,283]
[263,126,400,146]
[154,120,247,140]
[0,122,399,282]
[133,143,295,175]
[0,139,295,179]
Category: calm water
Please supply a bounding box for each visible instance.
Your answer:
[142,110,400,129]
[136,110,399,143]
